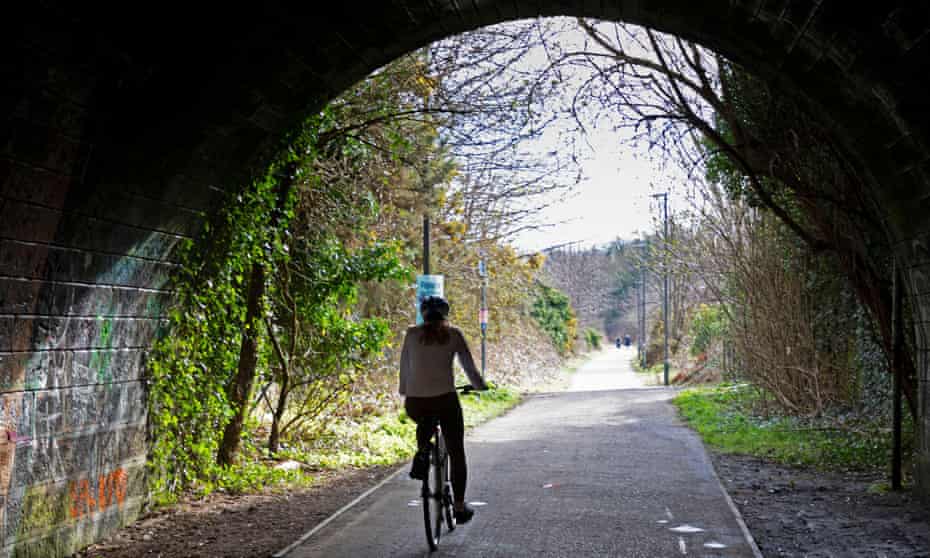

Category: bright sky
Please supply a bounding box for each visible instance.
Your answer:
[470,18,693,253]
[511,127,673,252]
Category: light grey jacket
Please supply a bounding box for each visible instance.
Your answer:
[398,325,487,397]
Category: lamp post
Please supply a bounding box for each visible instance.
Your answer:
[423,215,430,275]
[651,193,669,386]
[640,244,647,369]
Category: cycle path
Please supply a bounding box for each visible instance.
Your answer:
[282,347,759,557]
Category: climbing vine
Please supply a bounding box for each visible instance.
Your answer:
[146,163,295,501]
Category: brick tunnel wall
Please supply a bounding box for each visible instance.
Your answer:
[2,61,199,557]
[3,8,216,552]
[6,1,930,555]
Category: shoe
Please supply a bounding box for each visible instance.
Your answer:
[409,449,429,480]
[454,504,475,524]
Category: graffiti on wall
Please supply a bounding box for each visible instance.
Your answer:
[69,467,128,519]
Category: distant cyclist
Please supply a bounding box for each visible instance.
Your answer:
[399,295,488,524]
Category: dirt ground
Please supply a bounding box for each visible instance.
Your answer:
[712,452,930,557]
[72,465,398,558]
[74,454,930,557]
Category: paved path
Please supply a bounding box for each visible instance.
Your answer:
[567,346,648,392]
[283,347,757,557]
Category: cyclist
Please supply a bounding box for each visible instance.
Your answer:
[399,295,488,524]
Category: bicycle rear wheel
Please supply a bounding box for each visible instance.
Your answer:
[422,440,442,550]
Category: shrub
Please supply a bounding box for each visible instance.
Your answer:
[583,328,602,350]
[530,283,578,354]
[689,304,726,356]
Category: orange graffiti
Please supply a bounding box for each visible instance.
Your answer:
[69,468,128,519]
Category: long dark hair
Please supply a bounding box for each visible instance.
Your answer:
[419,317,451,345]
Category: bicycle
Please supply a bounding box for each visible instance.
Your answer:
[419,384,477,551]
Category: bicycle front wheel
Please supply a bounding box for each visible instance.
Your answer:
[440,436,456,532]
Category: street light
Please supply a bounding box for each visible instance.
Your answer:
[651,192,669,387]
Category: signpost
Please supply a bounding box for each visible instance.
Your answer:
[416,274,444,325]
[417,215,443,324]
[478,259,488,374]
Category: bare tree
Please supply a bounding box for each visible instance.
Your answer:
[524,18,915,416]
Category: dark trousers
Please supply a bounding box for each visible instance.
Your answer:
[404,391,467,503]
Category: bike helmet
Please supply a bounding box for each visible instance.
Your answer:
[420,295,450,322]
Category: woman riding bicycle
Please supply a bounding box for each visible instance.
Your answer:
[399,295,488,524]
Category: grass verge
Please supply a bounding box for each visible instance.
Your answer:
[673,384,912,473]
[205,386,522,496]
[272,386,522,472]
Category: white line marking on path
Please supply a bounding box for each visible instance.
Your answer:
[669,525,704,534]
[706,458,765,558]
[272,464,406,557]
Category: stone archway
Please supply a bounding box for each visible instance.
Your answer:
[6,1,930,553]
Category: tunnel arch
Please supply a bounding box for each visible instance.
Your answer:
[6,1,930,553]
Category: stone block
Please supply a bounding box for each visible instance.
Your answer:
[0,279,40,315]
[12,89,89,139]
[59,383,143,436]
[20,245,174,290]
[21,353,49,392]
[0,353,27,393]
[0,203,60,245]
[26,280,69,318]
[0,438,12,498]
[32,390,64,441]
[67,349,143,387]
[14,319,43,353]
[66,284,120,317]
[60,386,105,434]
[57,214,185,263]
[4,118,92,176]
[0,160,72,209]
[116,424,146,463]
[0,241,48,281]
[0,319,11,352]
[114,382,145,425]
[0,393,33,441]
[25,317,156,352]
[66,351,96,388]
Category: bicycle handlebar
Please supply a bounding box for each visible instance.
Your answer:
[457,384,476,394]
